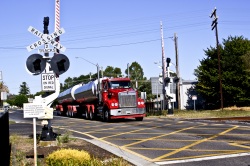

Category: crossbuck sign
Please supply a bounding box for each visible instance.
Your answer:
[26,26,66,52]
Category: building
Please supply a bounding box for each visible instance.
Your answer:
[150,77,198,110]
[179,79,198,110]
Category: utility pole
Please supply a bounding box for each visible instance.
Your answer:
[174,33,181,110]
[210,7,223,110]
[160,21,167,110]
[127,63,130,78]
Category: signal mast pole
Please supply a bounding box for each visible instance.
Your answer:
[160,21,167,110]
[55,0,60,54]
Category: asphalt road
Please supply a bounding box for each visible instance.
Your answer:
[9,109,250,166]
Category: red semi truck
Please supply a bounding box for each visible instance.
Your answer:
[56,77,146,121]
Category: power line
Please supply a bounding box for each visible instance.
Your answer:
[0,37,174,50]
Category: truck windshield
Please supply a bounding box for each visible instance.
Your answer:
[109,81,131,89]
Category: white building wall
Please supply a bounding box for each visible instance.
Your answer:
[180,80,197,110]
[150,77,197,110]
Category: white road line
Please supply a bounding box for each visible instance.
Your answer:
[155,152,250,165]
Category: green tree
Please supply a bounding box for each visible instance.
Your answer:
[103,66,122,77]
[113,67,122,77]
[125,61,154,100]
[126,62,144,81]
[63,77,73,90]
[19,82,30,95]
[138,81,154,101]
[241,52,250,72]
[125,62,145,89]
[14,94,28,108]
[194,36,250,108]
[61,74,91,91]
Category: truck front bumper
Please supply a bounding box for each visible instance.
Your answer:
[110,107,145,117]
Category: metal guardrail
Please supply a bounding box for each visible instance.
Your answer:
[0,110,10,166]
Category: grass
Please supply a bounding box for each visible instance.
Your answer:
[10,134,35,166]
[9,120,16,125]
[9,133,132,166]
[148,107,250,119]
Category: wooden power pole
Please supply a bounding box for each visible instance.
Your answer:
[174,33,181,110]
[210,7,223,110]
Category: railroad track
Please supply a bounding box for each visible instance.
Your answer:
[190,116,250,123]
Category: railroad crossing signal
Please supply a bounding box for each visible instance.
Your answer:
[26,53,69,76]
[26,54,46,75]
[50,54,70,75]
[26,26,66,52]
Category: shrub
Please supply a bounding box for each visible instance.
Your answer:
[46,148,91,166]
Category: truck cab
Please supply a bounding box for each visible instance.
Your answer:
[100,78,145,121]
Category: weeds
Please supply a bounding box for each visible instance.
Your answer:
[56,130,72,145]
[10,135,34,166]
[165,109,250,119]
[147,107,250,119]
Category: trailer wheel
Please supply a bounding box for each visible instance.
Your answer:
[104,110,110,122]
[72,112,75,117]
[56,110,61,116]
[135,117,143,121]
[85,111,89,120]
[89,111,94,120]
[72,112,76,118]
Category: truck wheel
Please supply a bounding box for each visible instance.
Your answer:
[104,110,110,122]
[57,110,61,116]
[135,117,143,121]
[86,111,90,120]
[89,111,94,120]
[72,112,76,118]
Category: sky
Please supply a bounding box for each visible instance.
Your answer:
[0,0,250,95]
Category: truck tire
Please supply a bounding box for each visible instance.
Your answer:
[104,110,110,122]
[85,111,90,120]
[135,117,143,121]
[56,110,61,116]
[89,111,94,120]
[72,112,76,118]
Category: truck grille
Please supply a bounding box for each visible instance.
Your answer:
[118,91,137,108]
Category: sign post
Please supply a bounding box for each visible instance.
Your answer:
[33,118,37,166]
[23,103,46,166]
[192,95,197,110]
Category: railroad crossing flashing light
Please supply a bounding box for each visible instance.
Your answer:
[173,76,179,83]
[26,54,46,75]
[43,17,49,26]
[43,17,49,34]
[166,58,171,67]
[164,77,171,84]
[50,54,70,75]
